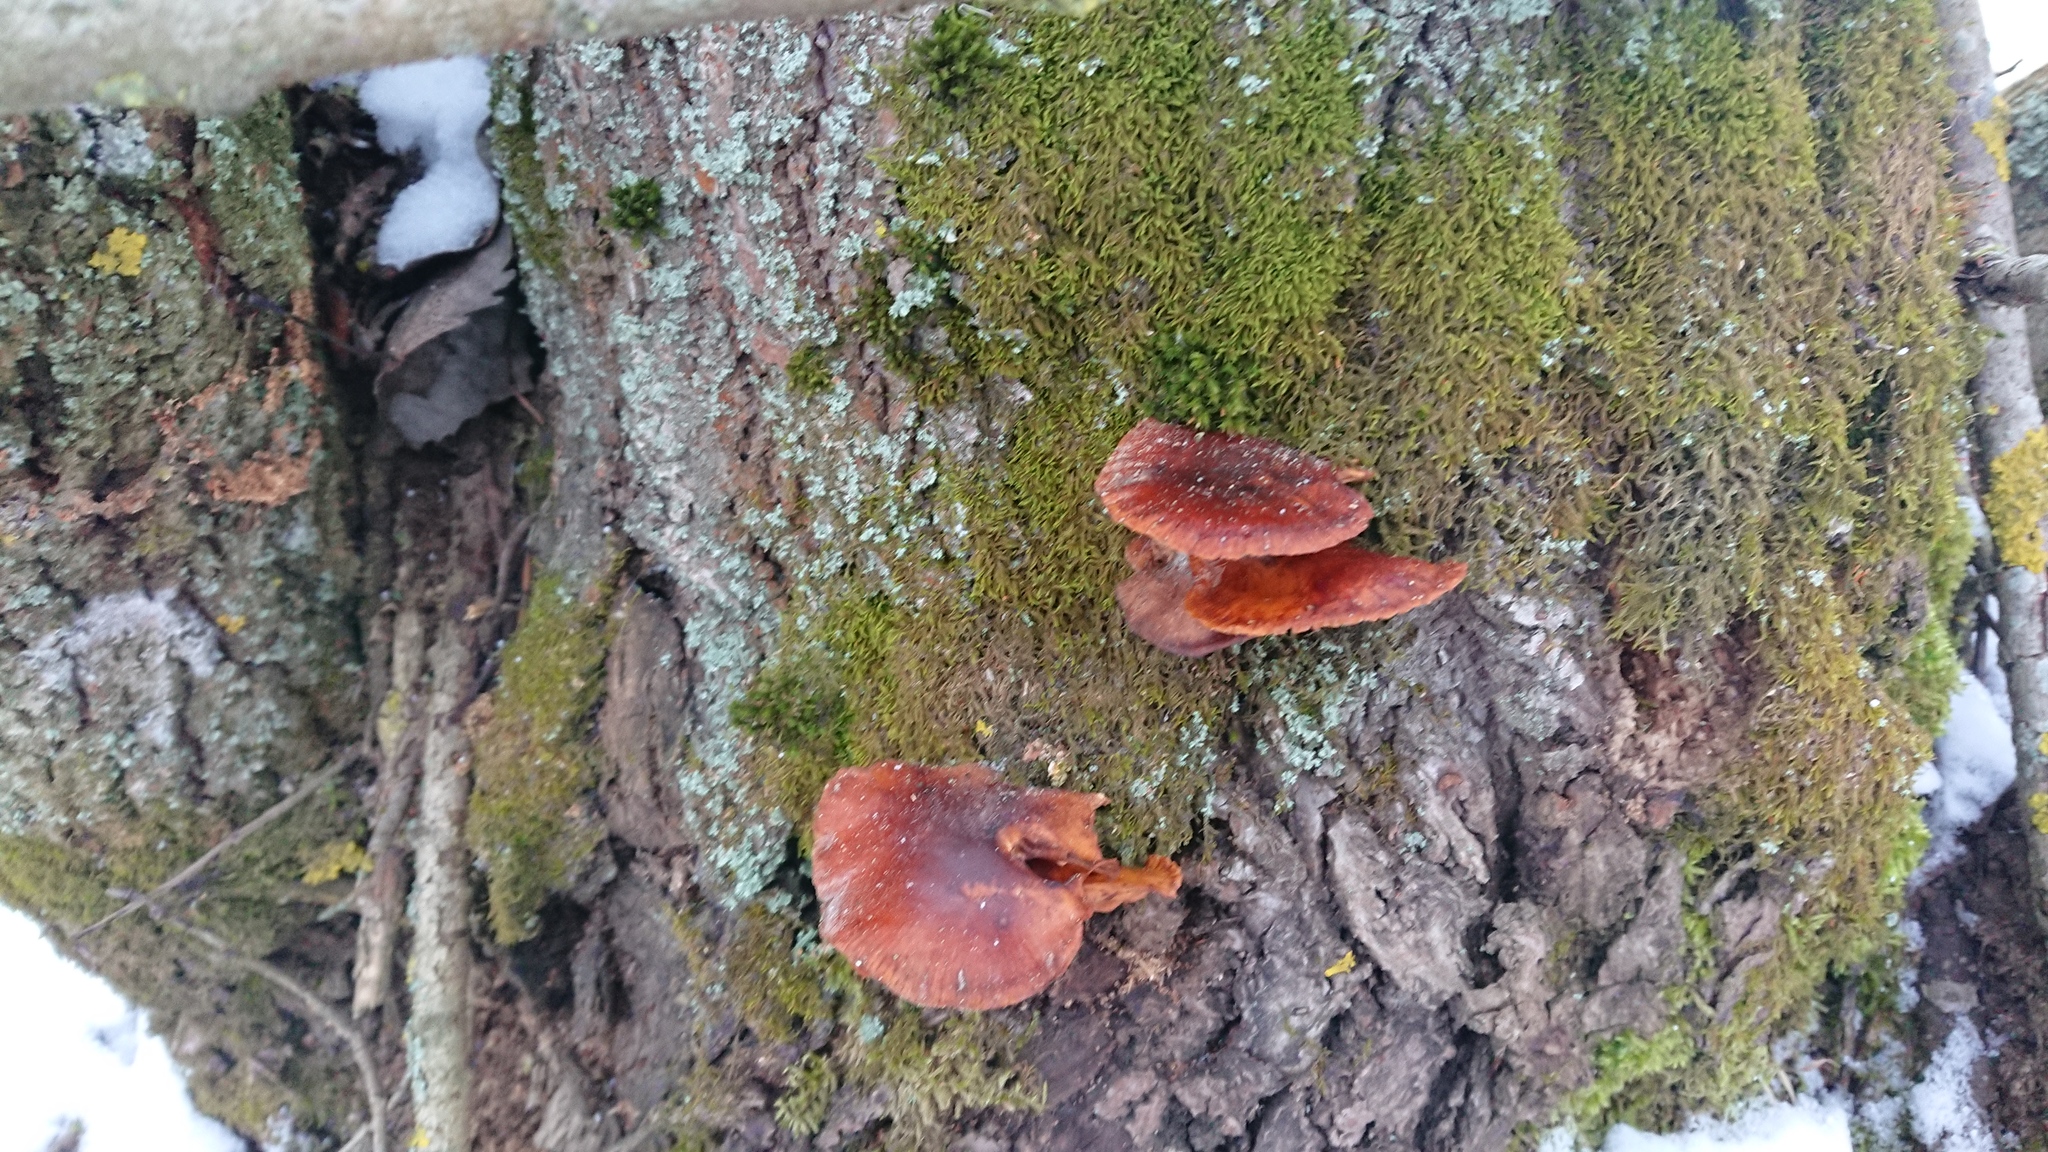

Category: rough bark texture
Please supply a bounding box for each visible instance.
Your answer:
[2016,66,2048,416]
[1937,0,2048,932]
[0,0,905,117]
[481,0,1965,1146]
[0,100,377,1137]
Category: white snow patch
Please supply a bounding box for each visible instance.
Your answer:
[356,57,498,268]
[1983,0,2048,89]
[1597,1096,1853,1152]
[1909,1019,1996,1152]
[1913,671,2017,881]
[0,905,243,1152]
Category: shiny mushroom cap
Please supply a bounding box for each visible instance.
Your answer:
[1115,536,1243,657]
[1183,546,1467,636]
[812,762,1181,1010]
[1094,418,1373,559]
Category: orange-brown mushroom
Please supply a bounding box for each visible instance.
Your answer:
[1114,535,1243,657]
[1183,545,1468,636]
[811,762,1181,1010]
[1094,418,1373,559]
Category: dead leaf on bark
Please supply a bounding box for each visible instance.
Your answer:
[374,225,531,447]
[380,225,515,373]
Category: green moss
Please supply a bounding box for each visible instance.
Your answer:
[1566,1024,1695,1129]
[467,565,620,944]
[909,7,1008,107]
[773,1053,838,1135]
[1536,0,1970,1128]
[720,902,1044,1148]
[605,177,665,243]
[722,0,1972,1137]
[0,788,366,1136]
[785,345,835,397]
[490,55,567,276]
[0,834,120,926]
[1301,121,1585,574]
[1147,333,1261,432]
[769,0,1382,862]
[515,441,555,508]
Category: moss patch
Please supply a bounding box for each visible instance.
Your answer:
[467,566,620,944]
[725,0,1972,1135]
[1542,0,1972,1128]
[720,902,1045,1148]
[605,177,664,243]
[489,55,567,275]
[1988,426,2048,575]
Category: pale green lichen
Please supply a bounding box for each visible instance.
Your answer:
[0,96,364,1142]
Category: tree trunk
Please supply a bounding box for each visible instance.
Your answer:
[4,0,2040,1149]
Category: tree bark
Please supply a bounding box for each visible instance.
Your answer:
[1937,0,2048,930]
[2,0,2033,1147]
[0,0,897,116]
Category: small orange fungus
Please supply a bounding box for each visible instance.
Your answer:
[1114,536,1241,657]
[1185,547,1469,636]
[1094,418,1373,559]
[811,762,1181,1010]
[1096,420,1465,656]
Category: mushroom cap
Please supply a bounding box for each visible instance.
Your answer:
[1094,419,1372,559]
[812,762,1181,1010]
[1115,536,1243,658]
[1184,546,1467,636]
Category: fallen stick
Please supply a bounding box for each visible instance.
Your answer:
[168,916,388,1152]
[74,752,365,940]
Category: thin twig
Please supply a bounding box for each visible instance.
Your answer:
[494,515,532,605]
[599,1123,664,1152]
[167,917,388,1152]
[74,751,366,939]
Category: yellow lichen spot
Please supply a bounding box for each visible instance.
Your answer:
[1323,950,1357,978]
[301,840,372,885]
[88,227,147,277]
[215,613,246,635]
[1974,96,2012,184]
[408,1127,431,1150]
[91,71,155,109]
[2037,731,2048,757]
[2031,793,2048,837]
[973,719,994,739]
[1988,427,2048,574]
[375,689,408,758]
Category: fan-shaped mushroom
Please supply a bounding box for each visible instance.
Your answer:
[1114,536,1242,657]
[811,762,1181,1010]
[1185,546,1468,636]
[1094,418,1373,559]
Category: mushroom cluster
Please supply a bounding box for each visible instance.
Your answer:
[811,761,1181,1010]
[1096,418,1467,656]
